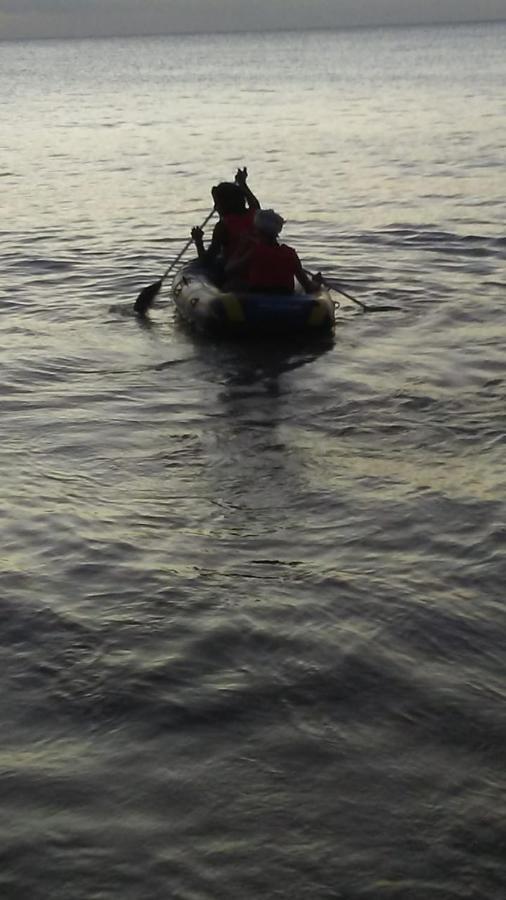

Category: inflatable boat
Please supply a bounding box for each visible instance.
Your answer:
[171,261,335,337]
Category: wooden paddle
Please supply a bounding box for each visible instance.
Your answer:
[134,208,215,316]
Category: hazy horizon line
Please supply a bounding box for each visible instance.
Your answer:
[1,16,505,45]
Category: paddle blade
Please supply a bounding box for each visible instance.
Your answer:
[134,279,162,316]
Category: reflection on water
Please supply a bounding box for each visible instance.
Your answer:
[1,22,505,900]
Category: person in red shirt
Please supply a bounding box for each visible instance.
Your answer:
[225,209,319,295]
[190,168,260,282]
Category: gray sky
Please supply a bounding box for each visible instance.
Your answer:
[1,0,505,40]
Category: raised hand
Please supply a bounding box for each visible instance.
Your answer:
[191,226,204,243]
[235,167,248,187]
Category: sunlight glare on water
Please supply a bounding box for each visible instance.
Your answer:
[1,23,505,900]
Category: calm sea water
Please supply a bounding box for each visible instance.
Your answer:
[1,23,505,900]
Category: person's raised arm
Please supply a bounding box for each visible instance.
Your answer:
[235,167,260,211]
[191,221,226,262]
[190,226,206,261]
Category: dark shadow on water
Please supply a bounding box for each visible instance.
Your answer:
[172,316,335,394]
[168,322,336,517]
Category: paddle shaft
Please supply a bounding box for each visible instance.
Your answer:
[303,269,366,311]
[134,208,216,315]
[304,269,399,314]
[161,208,215,284]
[325,281,367,312]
